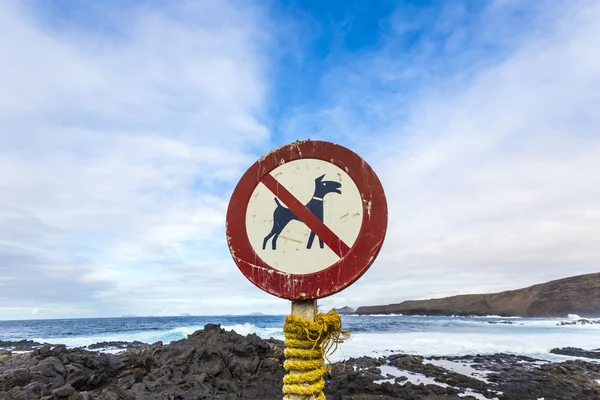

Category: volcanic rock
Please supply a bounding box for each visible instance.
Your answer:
[0,325,598,399]
[550,347,600,359]
[0,340,49,352]
[85,341,150,351]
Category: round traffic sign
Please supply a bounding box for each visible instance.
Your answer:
[226,140,387,300]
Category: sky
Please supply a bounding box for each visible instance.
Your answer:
[0,0,599,320]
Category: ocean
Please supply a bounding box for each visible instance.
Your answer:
[1,314,598,362]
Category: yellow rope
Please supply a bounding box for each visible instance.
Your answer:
[282,308,351,400]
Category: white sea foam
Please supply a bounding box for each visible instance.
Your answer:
[32,325,206,349]
[31,323,283,350]
[460,389,498,400]
[373,365,497,400]
[374,365,445,386]
[425,359,491,383]
[28,319,600,364]
[516,318,600,328]
[221,323,283,339]
[350,314,404,317]
[328,329,600,362]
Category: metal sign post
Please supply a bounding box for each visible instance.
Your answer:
[226,140,388,399]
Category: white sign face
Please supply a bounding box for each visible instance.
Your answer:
[245,158,363,274]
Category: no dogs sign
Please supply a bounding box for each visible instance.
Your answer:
[226,140,387,300]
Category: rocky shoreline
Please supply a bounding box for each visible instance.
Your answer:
[1,324,599,400]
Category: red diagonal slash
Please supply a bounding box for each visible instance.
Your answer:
[261,173,351,258]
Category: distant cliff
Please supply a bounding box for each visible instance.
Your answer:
[356,273,600,318]
[334,306,355,315]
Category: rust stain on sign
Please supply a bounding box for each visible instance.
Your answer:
[279,235,302,244]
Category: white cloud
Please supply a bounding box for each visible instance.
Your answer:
[309,0,600,308]
[0,0,273,318]
[1,0,599,319]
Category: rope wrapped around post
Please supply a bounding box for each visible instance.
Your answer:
[282,309,351,400]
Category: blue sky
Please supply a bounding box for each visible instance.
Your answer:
[1,0,599,320]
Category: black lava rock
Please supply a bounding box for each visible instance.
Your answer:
[0,327,599,399]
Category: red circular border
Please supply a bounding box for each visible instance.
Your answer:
[225,140,388,300]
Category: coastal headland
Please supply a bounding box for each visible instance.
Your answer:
[356,273,600,317]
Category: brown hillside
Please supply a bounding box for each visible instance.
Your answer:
[356,273,600,317]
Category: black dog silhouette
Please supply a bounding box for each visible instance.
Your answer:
[262,174,342,250]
